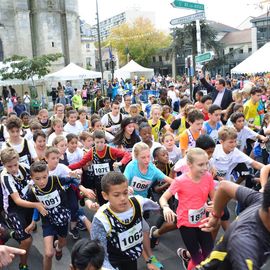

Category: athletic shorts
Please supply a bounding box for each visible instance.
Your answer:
[42,222,68,238]
[5,208,33,241]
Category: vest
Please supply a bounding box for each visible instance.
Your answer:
[104,197,143,264]
[187,129,198,148]
[204,121,222,143]
[32,176,70,226]
[7,139,32,166]
[107,114,122,135]
[148,119,161,142]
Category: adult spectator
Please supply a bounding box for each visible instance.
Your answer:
[9,85,16,97]
[2,86,9,100]
[65,81,74,103]
[23,91,31,113]
[13,97,26,116]
[56,89,69,106]
[167,83,178,109]
[199,71,233,110]
[51,87,58,105]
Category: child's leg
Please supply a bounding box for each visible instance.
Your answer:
[43,235,54,270]
[19,237,32,265]
[56,236,66,251]
[197,229,214,260]
[179,227,204,267]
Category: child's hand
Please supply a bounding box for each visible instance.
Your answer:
[199,214,220,232]
[113,162,122,170]
[128,186,134,195]
[36,203,48,216]
[205,201,214,213]
[85,200,99,211]
[163,207,177,223]
[82,188,96,200]
[25,221,36,234]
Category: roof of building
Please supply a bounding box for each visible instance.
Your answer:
[206,20,239,33]
[250,12,269,22]
[220,28,251,45]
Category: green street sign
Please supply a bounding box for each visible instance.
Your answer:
[171,0,205,11]
[195,52,214,63]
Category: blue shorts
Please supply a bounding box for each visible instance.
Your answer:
[42,223,68,238]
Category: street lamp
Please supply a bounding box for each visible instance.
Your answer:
[105,57,117,81]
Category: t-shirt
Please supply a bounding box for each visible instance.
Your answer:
[66,148,84,164]
[124,159,166,198]
[169,172,214,228]
[244,99,259,124]
[197,187,270,270]
[64,122,84,135]
[211,144,253,180]
[236,126,257,151]
[180,129,200,151]
[47,132,68,146]
[48,163,70,177]
[167,145,181,164]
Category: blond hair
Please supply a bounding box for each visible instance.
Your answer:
[52,135,66,147]
[133,142,150,159]
[150,104,162,118]
[45,147,60,158]
[218,126,237,141]
[0,148,19,164]
[186,147,207,164]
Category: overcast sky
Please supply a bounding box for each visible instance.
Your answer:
[78,0,268,31]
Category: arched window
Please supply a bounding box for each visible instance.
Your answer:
[0,39,3,61]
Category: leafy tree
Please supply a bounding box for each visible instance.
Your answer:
[0,53,63,86]
[108,17,171,66]
[171,21,223,67]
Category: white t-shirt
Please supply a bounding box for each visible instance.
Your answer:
[211,144,253,180]
[66,148,84,164]
[237,127,257,151]
[48,163,70,177]
[168,145,182,164]
[47,132,68,146]
[64,122,84,135]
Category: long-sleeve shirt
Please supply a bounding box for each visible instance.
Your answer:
[68,145,131,170]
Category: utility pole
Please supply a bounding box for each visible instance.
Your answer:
[96,0,104,93]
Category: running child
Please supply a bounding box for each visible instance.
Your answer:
[66,133,84,165]
[38,109,51,133]
[52,136,69,166]
[64,110,84,135]
[47,118,67,146]
[160,148,215,270]
[0,148,47,270]
[91,172,160,270]
[161,132,181,164]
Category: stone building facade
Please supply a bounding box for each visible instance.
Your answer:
[0,0,82,68]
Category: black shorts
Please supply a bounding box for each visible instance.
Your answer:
[5,208,33,241]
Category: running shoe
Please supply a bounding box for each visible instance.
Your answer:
[149,255,164,269]
[76,219,87,231]
[177,248,190,270]
[149,226,159,248]
[19,264,29,270]
[69,226,80,240]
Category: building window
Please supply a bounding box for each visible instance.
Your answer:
[86,43,90,49]
[0,39,3,61]
[248,47,252,52]
[159,56,162,62]
[86,57,91,65]
[239,49,243,54]
[51,42,55,47]
[229,48,233,52]
[153,56,156,63]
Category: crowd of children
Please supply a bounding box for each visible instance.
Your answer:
[1,75,270,270]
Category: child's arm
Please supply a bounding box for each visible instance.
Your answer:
[10,192,47,216]
[110,147,132,165]
[250,160,264,171]
[68,150,93,169]
[90,218,116,270]
[79,185,96,200]
[154,182,170,194]
[159,190,177,223]
[260,164,270,191]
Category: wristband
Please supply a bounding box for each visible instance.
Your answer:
[211,211,224,219]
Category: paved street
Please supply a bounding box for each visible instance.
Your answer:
[5,200,270,270]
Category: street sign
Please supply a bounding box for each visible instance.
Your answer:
[195,52,214,63]
[171,0,205,11]
[170,12,205,25]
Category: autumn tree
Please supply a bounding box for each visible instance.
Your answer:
[108,17,171,66]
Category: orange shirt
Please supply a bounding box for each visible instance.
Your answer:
[180,129,200,151]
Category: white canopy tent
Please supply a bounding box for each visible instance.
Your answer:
[231,42,270,74]
[114,60,154,80]
[44,63,102,81]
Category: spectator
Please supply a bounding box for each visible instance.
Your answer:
[23,91,31,113]
[13,97,26,117]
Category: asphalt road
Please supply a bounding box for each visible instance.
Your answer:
[4,200,270,270]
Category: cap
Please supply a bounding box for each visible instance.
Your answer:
[168,83,174,88]
[120,117,135,129]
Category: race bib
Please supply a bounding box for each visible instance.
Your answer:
[93,163,110,176]
[188,206,206,224]
[19,155,29,165]
[36,190,61,209]
[118,222,143,251]
[131,176,152,191]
